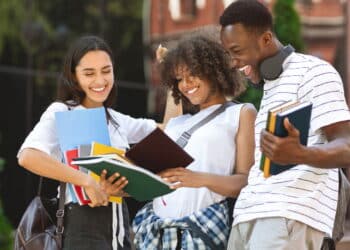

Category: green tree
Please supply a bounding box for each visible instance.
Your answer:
[237,83,263,110]
[273,0,304,52]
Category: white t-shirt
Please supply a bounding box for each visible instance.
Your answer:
[233,52,350,236]
[153,103,243,219]
[18,101,157,203]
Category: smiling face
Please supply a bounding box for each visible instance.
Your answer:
[221,23,270,84]
[75,50,114,108]
[175,65,226,110]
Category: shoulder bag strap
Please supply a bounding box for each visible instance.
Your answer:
[175,102,235,148]
[37,176,43,196]
[56,181,66,244]
[36,176,66,245]
[54,103,72,242]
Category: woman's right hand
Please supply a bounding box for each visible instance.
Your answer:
[84,176,109,207]
[99,170,129,197]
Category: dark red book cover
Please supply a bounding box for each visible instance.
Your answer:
[125,128,194,174]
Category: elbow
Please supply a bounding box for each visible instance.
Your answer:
[337,137,350,167]
[346,139,350,166]
[18,149,31,169]
[18,152,26,168]
[238,174,248,191]
[229,174,248,198]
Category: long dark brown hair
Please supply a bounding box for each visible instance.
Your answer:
[56,35,118,127]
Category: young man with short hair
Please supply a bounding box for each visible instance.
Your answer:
[220,1,350,249]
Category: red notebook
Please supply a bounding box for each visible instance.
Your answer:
[64,149,90,205]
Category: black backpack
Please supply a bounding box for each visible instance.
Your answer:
[321,169,350,250]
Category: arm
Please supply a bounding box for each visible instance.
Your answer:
[154,44,183,129]
[304,120,350,168]
[158,90,182,130]
[159,103,257,197]
[261,62,350,169]
[18,148,109,207]
[261,119,350,169]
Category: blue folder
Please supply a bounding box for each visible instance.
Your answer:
[55,107,111,153]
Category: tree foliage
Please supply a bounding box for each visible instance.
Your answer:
[0,157,12,250]
[0,0,145,81]
[273,0,304,52]
[237,83,263,110]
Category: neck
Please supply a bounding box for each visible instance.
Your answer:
[199,97,226,110]
[269,38,284,56]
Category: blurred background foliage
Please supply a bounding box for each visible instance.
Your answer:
[0,156,13,250]
[273,0,304,52]
[0,0,145,82]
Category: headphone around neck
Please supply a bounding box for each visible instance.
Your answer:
[260,44,295,81]
[248,44,295,89]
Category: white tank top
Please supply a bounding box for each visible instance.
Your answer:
[153,103,243,219]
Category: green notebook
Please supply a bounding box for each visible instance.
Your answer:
[72,156,173,201]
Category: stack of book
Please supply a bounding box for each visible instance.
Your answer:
[260,100,312,178]
[55,107,120,205]
[55,108,194,202]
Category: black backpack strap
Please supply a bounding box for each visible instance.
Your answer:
[54,103,70,246]
[56,181,66,246]
[332,169,350,241]
[175,102,235,148]
[321,168,350,250]
[36,176,66,247]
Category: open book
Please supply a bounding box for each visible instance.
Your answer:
[83,128,194,175]
[72,156,173,201]
[72,129,195,201]
[260,100,312,177]
[125,127,194,173]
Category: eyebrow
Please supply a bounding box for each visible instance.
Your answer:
[227,44,240,50]
[81,65,112,71]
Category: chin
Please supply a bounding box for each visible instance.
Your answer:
[188,100,200,106]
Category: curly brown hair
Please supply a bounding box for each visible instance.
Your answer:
[160,35,245,111]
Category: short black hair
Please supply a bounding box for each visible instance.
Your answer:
[160,35,244,108]
[219,0,273,34]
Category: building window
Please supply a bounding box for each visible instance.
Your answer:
[169,0,197,21]
[180,0,196,18]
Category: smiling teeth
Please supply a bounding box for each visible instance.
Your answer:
[239,65,249,72]
[187,87,198,94]
[92,87,105,92]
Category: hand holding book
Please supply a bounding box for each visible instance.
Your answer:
[73,128,194,201]
[260,100,312,177]
[99,169,129,197]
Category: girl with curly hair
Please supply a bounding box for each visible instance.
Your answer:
[132,35,256,249]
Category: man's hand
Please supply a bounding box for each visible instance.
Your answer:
[260,118,305,165]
